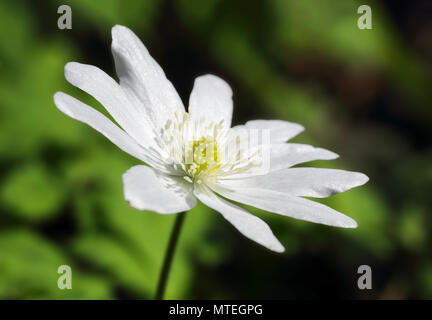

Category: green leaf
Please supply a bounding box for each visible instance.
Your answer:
[398,205,426,252]
[1,163,65,221]
[0,229,113,299]
[71,234,151,297]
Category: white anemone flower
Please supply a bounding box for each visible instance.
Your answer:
[54,25,369,253]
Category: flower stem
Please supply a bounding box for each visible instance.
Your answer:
[155,211,187,300]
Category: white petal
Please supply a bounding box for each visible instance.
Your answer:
[240,119,304,143]
[218,143,338,180]
[123,166,196,214]
[218,168,369,198]
[210,183,358,228]
[189,74,233,128]
[54,92,149,162]
[64,62,157,150]
[194,185,284,252]
[111,25,185,130]
[269,143,338,171]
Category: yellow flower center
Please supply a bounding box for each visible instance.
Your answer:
[185,136,220,178]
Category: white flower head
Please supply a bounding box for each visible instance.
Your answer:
[54,25,369,253]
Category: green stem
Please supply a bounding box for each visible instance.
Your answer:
[155,211,187,300]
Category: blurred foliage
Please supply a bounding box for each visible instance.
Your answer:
[0,0,431,299]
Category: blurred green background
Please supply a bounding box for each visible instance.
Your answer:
[0,0,431,299]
